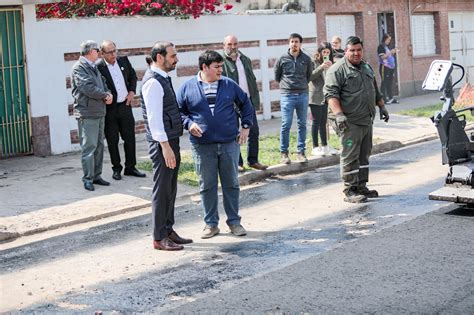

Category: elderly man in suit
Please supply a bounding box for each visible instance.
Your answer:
[97,40,146,180]
[71,40,113,191]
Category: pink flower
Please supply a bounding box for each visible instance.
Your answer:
[150,2,162,9]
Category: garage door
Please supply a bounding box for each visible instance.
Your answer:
[449,12,474,85]
[325,15,355,44]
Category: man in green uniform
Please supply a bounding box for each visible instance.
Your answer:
[324,36,389,203]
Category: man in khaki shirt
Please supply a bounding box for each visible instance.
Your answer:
[324,36,389,203]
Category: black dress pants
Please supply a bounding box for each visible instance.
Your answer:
[309,104,328,147]
[148,138,180,241]
[105,101,136,172]
[239,109,260,166]
[379,66,395,101]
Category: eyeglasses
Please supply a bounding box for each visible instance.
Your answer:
[103,49,117,55]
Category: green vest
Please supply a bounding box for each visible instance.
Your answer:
[221,51,260,110]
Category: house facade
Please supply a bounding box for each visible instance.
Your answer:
[315,0,474,97]
[0,2,316,157]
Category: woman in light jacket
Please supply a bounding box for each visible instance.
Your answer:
[308,42,337,156]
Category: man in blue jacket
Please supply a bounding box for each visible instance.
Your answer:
[177,50,254,239]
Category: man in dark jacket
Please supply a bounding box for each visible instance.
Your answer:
[141,42,192,251]
[222,35,267,171]
[177,50,253,240]
[71,40,112,191]
[274,33,313,164]
[98,40,145,180]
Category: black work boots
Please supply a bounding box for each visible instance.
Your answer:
[343,186,379,203]
[356,186,379,198]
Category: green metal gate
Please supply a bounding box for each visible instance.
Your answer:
[0,8,31,158]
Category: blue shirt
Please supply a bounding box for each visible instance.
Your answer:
[378,44,395,69]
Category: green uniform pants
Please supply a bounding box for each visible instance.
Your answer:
[78,117,105,183]
[340,122,372,192]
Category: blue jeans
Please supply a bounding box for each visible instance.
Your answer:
[191,141,241,227]
[280,92,309,153]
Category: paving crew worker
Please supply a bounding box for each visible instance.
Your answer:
[324,36,389,203]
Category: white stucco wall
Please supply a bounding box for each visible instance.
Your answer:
[21,4,316,154]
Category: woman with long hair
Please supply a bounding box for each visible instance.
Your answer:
[308,42,338,156]
[378,34,399,104]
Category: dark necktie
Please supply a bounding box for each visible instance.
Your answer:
[167,76,174,90]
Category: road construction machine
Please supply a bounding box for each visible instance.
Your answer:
[424,60,474,205]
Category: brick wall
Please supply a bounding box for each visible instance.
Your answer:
[315,0,473,97]
[69,120,147,144]
[65,37,312,140]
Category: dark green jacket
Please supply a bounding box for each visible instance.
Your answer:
[324,57,383,126]
[221,51,260,109]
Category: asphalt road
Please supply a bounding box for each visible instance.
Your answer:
[169,204,474,314]
[2,140,471,313]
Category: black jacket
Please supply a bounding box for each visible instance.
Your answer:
[97,56,137,106]
[274,50,313,93]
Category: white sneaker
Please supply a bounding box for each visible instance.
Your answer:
[311,147,324,156]
[323,145,338,156]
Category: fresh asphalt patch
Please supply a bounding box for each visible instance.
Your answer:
[2,141,462,313]
[169,204,474,314]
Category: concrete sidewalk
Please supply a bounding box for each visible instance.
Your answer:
[0,92,444,241]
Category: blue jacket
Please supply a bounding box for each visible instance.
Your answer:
[177,76,253,144]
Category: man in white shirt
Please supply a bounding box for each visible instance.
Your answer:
[140,42,192,251]
[97,40,145,180]
[222,35,268,172]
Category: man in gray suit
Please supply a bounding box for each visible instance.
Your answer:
[71,40,113,191]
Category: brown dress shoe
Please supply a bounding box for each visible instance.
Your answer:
[153,238,184,251]
[249,162,268,171]
[168,231,193,244]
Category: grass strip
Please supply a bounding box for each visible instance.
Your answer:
[137,131,342,186]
